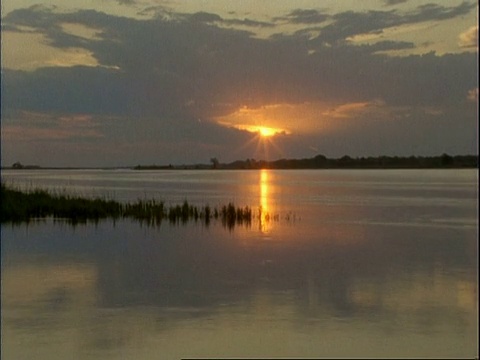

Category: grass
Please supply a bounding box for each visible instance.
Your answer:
[1,183,262,228]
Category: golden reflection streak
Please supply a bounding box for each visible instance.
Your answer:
[259,169,272,233]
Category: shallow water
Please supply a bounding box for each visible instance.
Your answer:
[1,169,478,359]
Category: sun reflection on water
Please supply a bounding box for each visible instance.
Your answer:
[259,169,272,233]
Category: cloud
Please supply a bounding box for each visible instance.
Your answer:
[383,0,409,6]
[1,4,477,166]
[411,2,474,21]
[189,11,223,23]
[274,9,329,24]
[224,18,275,28]
[321,101,385,119]
[310,1,476,45]
[187,11,275,28]
[2,5,476,110]
[467,88,478,102]
[1,111,104,142]
[356,40,415,53]
[458,25,478,49]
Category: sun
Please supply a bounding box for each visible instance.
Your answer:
[219,122,290,161]
[258,126,276,137]
[246,125,284,138]
[217,122,290,138]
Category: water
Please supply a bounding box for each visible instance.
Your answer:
[1,169,478,359]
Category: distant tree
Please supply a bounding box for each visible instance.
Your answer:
[210,157,219,169]
[440,153,453,166]
[12,162,24,169]
[313,154,327,167]
[338,155,353,166]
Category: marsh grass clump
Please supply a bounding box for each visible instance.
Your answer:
[0,183,256,228]
[219,203,252,230]
[0,183,123,223]
[124,199,165,222]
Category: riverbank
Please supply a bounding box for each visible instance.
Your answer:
[4,154,478,170]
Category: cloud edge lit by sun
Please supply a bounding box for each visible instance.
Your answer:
[220,123,291,137]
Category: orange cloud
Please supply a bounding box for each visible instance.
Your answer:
[467,88,478,102]
[216,99,414,137]
[321,101,374,119]
[458,25,478,49]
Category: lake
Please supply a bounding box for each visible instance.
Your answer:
[1,169,478,359]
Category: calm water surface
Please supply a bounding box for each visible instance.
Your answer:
[1,169,478,359]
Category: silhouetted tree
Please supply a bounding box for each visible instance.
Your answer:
[441,153,453,166]
[210,157,219,169]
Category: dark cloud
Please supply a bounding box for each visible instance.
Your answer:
[360,40,415,52]
[224,18,275,28]
[411,2,474,21]
[3,5,58,31]
[274,9,329,24]
[2,67,133,115]
[189,11,223,23]
[188,11,274,27]
[310,1,476,45]
[3,5,476,110]
[383,0,408,6]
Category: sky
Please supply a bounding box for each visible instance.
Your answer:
[1,0,478,167]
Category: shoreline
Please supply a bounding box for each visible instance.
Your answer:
[3,154,477,171]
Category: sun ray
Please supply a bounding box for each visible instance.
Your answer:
[226,122,289,162]
[263,135,286,159]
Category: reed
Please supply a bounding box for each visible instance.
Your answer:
[0,183,261,228]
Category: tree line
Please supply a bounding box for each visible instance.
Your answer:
[220,154,478,169]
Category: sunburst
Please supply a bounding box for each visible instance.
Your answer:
[258,126,277,137]
[222,122,290,161]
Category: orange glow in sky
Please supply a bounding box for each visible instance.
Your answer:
[216,103,333,137]
[216,104,297,136]
[245,125,285,137]
[258,126,276,137]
